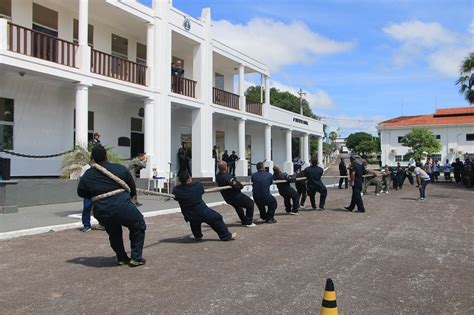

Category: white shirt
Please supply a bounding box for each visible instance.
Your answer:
[443,162,451,172]
[415,167,430,181]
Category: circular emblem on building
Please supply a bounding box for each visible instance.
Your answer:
[183,17,191,31]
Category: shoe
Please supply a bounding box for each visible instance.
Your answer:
[129,258,146,267]
[92,225,105,231]
[312,207,317,210]
[290,212,300,215]
[231,232,238,240]
[189,235,203,241]
[376,193,380,196]
[81,227,91,233]
[355,210,365,213]
[244,223,256,228]
[134,202,143,207]
[265,218,277,224]
[117,258,131,266]
[344,206,353,212]
[319,207,325,211]
[361,193,364,196]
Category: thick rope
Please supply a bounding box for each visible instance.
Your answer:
[91,163,131,193]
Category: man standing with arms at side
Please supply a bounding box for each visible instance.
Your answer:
[305,158,327,210]
[216,161,255,227]
[345,155,366,213]
[228,150,239,176]
[77,145,146,267]
[128,153,148,206]
[338,157,348,189]
[251,162,278,223]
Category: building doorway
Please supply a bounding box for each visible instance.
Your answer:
[130,117,144,158]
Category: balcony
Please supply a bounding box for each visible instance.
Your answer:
[246,98,263,116]
[171,75,197,98]
[7,22,78,68]
[213,87,239,110]
[91,49,147,86]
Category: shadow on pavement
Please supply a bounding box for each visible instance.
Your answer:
[159,235,220,244]
[66,256,118,268]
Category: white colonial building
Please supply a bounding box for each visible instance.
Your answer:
[0,0,324,179]
[377,106,474,166]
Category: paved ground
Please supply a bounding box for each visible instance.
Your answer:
[1,181,473,314]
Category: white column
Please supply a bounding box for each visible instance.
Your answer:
[146,22,155,89]
[284,129,293,174]
[0,19,8,51]
[318,136,324,168]
[263,75,271,116]
[236,119,248,176]
[299,136,304,160]
[140,98,155,178]
[302,133,310,169]
[78,0,90,73]
[192,107,214,178]
[264,124,273,172]
[75,83,89,148]
[238,64,245,111]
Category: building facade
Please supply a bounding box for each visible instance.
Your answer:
[378,107,474,166]
[0,0,324,178]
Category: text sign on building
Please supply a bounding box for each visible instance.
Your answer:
[293,117,308,125]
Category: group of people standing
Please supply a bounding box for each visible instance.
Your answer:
[213,146,239,175]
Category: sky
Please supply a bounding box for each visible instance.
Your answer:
[139,0,473,137]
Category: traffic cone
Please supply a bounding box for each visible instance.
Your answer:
[320,278,338,315]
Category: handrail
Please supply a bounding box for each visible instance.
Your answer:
[213,87,240,110]
[7,22,78,68]
[171,75,197,98]
[91,48,147,86]
[246,98,263,115]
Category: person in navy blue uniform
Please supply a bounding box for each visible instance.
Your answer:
[215,161,255,227]
[228,151,239,176]
[251,162,278,223]
[295,169,307,208]
[273,165,299,214]
[173,171,237,241]
[77,145,147,267]
[338,158,348,189]
[305,158,327,210]
[345,155,366,213]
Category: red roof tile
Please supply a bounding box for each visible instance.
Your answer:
[378,106,474,128]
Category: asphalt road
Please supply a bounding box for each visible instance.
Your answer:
[1,182,473,314]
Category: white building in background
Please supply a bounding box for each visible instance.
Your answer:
[377,107,474,166]
[0,0,324,178]
[333,137,348,154]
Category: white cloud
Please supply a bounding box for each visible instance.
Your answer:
[469,21,474,34]
[383,20,457,48]
[383,20,471,77]
[213,18,355,72]
[271,80,335,109]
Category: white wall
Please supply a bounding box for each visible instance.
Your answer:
[0,72,142,176]
[380,126,474,166]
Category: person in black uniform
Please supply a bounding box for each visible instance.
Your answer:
[273,165,299,214]
[305,158,327,210]
[216,161,255,227]
[338,158,348,189]
[251,162,278,223]
[173,171,237,241]
[228,150,239,176]
[222,150,229,164]
[177,144,191,176]
[345,155,366,213]
[77,145,146,267]
[295,169,307,208]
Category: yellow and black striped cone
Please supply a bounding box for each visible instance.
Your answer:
[320,278,338,315]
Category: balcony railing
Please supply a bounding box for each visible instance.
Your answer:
[213,87,240,110]
[171,75,197,98]
[91,49,147,86]
[7,22,78,68]
[246,99,263,115]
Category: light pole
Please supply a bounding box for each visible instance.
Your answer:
[297,88,306,116]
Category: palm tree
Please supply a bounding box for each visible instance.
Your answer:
[455,52,474,105]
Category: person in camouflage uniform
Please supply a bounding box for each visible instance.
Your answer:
[128,153,148,206]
